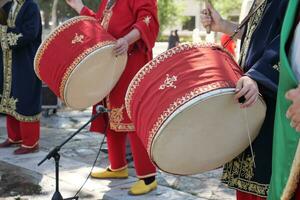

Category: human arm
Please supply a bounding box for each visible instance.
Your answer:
[65,0,84,14]
[200,2,244,39]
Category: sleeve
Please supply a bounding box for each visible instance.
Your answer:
[80,3,103,20]
[0,3,41,50]
[245,34,280,93]
[245,1,288,94]
[131,0,159,59]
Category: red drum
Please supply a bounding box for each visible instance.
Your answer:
[125,43,266,175]
[34,16,127,109]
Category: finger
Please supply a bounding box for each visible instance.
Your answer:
[234,87,248,103]
[295,124,300,132]
[241,94,257,108]
[290,120,296,128]
[291,114,300,124]
[235,79,243,92]
[244,89,256,101]
[114,46,127,56]
[286,105,296,119]
[286,88,300,101]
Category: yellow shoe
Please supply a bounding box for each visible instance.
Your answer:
[91,168,128,179]
[128,180,158,196]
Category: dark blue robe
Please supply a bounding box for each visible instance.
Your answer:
[0,0,42,122]
[221,0,288,197]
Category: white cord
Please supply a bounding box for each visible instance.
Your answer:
[243,108,256,168]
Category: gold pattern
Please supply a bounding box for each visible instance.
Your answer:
[239,0,267,68]
[159,74,177,90]
[143,16,151,26]
[273,62,280,71]
[106,96,135,132]
[7,0,24,28]
[125,42,235,120]
[72,33,85,44]
[0,25,8,50]
[6,32,22,46]
[0,1,40,122]
[222,152,269,197]
[34,16,96,79]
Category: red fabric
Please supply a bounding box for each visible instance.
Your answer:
[38,18,116,99]
[89,102,109,133]
[296,185,300,200]
[107,129,156,177]
[128,45,242,153]
[236,191,266,200]
[7,115,22,142]
[6,116,40,147]
[81,0,159,132]
[221,34,236,58]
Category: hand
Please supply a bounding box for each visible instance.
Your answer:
[200,2,225,33]
[286,86,300,132]
[65,0,84,14]
[114,38,129,56]
[234,76,259,109]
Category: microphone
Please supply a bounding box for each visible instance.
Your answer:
[95,105,111,113]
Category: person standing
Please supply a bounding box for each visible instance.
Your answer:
[268,0,300,199]
[0,0,42,154]
[201,0,288,199]
[66,0,159,195]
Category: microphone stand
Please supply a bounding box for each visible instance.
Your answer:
[38,107,109,200]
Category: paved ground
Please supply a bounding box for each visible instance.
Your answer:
[0,108,235,200]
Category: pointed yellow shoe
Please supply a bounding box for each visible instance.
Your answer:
[91,168,128,179]
[128,180,158,196]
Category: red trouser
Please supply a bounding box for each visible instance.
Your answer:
[6,115,40,148]
[106,129,156,178]
[236,191,266,200]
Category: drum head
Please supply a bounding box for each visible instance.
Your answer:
[151,89,266,175]
[64,44,127,109]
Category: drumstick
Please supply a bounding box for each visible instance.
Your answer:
[203,0,212,34]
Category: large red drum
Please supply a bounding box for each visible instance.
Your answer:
[125,43,266,175]
[34,16,127,109]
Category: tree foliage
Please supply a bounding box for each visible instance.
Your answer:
[158,0,184,35]
[37,0,99,28]
[206,0,242,19]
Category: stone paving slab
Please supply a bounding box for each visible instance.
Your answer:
[0,112,235,200]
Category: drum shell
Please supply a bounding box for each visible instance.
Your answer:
[125,43,266,175]
[34,16,126,109]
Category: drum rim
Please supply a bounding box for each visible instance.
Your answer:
[34,16,97,79]
[59,41,116,104]
[124,42,237,119]
[63,44,127,109]
[149,88,266,172]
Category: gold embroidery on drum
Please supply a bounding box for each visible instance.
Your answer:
[125,43,236,120]
[34,16,97,79]
[159,74,177,90]
[72,33,85,44]
[143,16,151,26]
